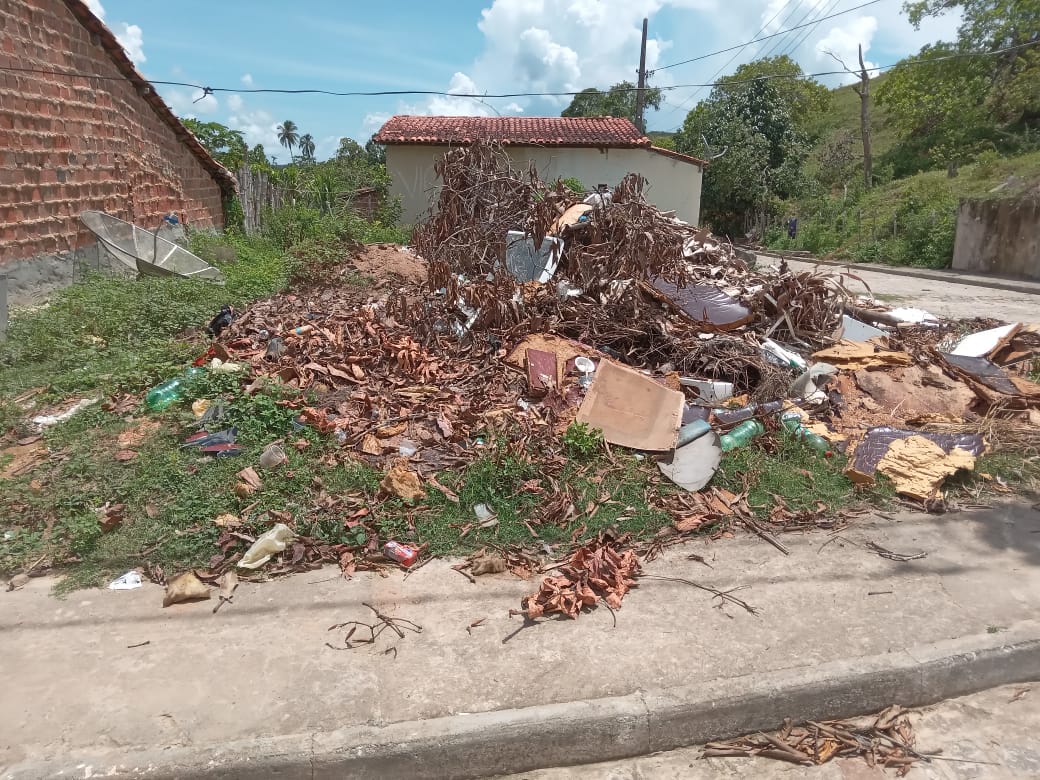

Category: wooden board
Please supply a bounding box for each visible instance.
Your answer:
[526,348,558,396]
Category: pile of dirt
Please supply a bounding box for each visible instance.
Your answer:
[351,243,426,285]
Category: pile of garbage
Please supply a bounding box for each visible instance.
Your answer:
[199,141,1040,618]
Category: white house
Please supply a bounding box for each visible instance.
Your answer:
[374,116,706,226]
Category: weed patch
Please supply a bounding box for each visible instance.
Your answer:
[714,432,894,515]
[0,233,288,401]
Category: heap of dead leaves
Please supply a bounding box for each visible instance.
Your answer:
[704,705,921,775]
[510,531,640,620]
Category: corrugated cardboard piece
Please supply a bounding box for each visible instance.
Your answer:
[576,360,684,451]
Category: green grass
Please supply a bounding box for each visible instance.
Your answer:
[0,232,289,404]
[0,403,672,589]
[714,431,895,516]
[392,449,671,556]
[769,148,1040,267]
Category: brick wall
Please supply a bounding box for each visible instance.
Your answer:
[350,187,381,221]
[0,0,227,269]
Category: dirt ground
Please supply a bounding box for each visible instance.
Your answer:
[351,243,427,285]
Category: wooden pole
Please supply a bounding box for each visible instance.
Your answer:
[634,17,649,133]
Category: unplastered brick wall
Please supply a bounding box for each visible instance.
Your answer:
[0,0,227,269]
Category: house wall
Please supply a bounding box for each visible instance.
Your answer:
[0,0,226,300]
[386,145,703,226]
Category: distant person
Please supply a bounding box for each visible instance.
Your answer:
[787,217,798,240]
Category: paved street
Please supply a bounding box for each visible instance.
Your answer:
[498,683,1040,779]
[3,503,1039,777]
[761,257,1040,323]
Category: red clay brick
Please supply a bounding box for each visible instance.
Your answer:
[1,0,227,266]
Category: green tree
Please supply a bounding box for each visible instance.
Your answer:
[248,144,273,172]
[674,58,818,236]
[277,120,299,163]
[562,81,663,125]
[298,133,316,162]
[876,44,992,173]
[181,118,247,170]
[365,136,386,165]
[718,56,831,135]
[905,0,1040,124]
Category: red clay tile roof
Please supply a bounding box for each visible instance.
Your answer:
[63,0,237,195]
[649,145,709,167]
[374,116,652,148]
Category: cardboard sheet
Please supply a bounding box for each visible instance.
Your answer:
[853,365,975,419]
[576,360,684,451]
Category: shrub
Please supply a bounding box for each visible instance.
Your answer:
[560,177,586,195]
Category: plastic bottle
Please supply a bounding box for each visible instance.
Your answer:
[384,541,419,567]
[780,413,832,455]
[719,420,765,451]
[145,367,203,412]
[714,400,786,426]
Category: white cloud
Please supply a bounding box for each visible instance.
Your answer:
[316,135,341,159]
[241,73,254,87]
[816,16,879,84]
[362,111,393,136]
[113,22,146,65]
[227,94,244,112]
[226,106,279,151]
[82,0,147,66]
[386,0,678,119]
[166,87,219,116]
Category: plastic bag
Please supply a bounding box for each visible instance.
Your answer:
[237,523,295,569]
[108,571,143,590]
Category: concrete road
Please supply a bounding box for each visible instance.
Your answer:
[758,256,1040,323]
[498,683,1040,779]
[2,502,1039,777]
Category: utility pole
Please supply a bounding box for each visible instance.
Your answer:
[634,17,648,133]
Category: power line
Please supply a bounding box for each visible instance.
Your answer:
[3,39,1037,103]
[662,0,801,120]
[778,0,844,59]
[655,0,883,71]
[746,0,808,62]
[760,1,824,60]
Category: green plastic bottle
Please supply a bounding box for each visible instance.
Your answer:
[780,413,831,454]
[145,367,203,412]
[719,419,765,451]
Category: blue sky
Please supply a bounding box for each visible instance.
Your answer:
[87,0,962,161]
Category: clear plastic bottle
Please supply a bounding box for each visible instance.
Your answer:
[719,419,765,451]
[145,367,203,412]
[780,413,831,454]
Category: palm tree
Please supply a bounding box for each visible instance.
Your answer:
[299,133,316,162]
[277,120,299,163]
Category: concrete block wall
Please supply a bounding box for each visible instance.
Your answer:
[952,196,1040,280]
[0,0,226,296]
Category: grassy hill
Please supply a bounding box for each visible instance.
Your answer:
[809,73,896,160]
[768,73,1040,268]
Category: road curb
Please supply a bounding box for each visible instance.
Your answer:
[754,250,1040,296]
[7,621,1040,779]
